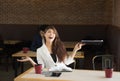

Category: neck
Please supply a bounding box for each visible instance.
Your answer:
[45,41,53,53]
[45,41,52,46]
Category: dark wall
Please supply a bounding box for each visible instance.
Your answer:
[0,24,108,41]
[56,25,108,41]
[107,26,120,71]
[0,24,38,40]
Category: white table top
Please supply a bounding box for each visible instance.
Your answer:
[14,67,120,81]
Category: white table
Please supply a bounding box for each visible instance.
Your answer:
[14,67,120,81]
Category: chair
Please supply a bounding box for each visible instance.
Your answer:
[92,55,113,70]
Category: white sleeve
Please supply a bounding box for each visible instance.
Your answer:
[64,56,75,65]
[36,48,45,69]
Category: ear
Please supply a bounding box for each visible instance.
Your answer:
[40,31,45,37]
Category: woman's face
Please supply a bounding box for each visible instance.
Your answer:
[44,28,56,42]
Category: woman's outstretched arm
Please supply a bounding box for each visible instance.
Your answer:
[70,42,85,58]
[17,56,37,67]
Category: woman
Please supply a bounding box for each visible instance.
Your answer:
[17,25,85,71]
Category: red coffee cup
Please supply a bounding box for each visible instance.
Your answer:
[35,64,42,74]
[23,47,29,53]
[105,68,113,78]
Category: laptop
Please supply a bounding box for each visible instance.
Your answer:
[81,40,104,45]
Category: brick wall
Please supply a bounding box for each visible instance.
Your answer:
[0,0,112,24]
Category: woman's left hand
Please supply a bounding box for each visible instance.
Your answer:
[74,42,85,51]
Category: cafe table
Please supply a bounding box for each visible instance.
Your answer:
[12,50,84,59]
[63,41,78,48]
[14,67,120,81]
[4,40,21,45]
[12,50,84,77]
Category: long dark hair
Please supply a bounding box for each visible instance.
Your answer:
[44,26,67,62]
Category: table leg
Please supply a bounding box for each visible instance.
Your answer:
[21,62,24,73]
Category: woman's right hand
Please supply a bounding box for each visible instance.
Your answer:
[17,56,31,62]
[17,56,37,66]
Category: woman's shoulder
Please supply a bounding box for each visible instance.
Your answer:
[37,44,45,51]
[36,46,43,55]
[37,46,43,51]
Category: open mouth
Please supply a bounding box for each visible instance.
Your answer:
[49,37,53,39]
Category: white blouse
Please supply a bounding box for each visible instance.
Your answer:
[36,43,74,71]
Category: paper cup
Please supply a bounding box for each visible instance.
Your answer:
[35,64,42,74]
[105,68,113,78]
[22,47,29,53]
